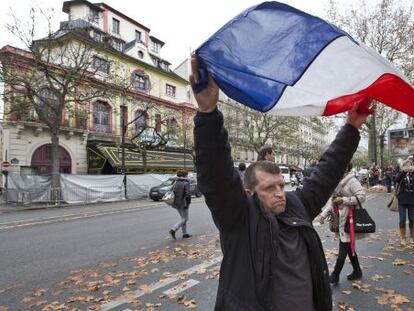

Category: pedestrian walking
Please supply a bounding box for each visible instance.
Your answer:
[384,164,393,193]
[319,163,366,285]
[238,162,246,182]
[257,145,275,162]
[190,54,370,311]
[169,169,192,240]
[394,159,414,245]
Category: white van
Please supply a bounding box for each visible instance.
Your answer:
[279,165,290,184]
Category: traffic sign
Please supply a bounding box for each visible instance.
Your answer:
[1,161,11,168]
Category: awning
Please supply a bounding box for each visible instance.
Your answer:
[88,145,194,171]
[290,165,303,171]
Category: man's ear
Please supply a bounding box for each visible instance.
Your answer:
[245,188,253,195]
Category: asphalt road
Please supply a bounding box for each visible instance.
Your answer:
[0,191,413,310]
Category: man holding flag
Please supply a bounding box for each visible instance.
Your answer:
[191,53,370,310]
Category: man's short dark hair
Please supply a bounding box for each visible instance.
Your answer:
[257,145,274,161]
[244,161,280,190]
[177,169,188,177]
[238,162,246,171]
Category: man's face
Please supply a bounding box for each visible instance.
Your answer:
[254,170,286,215]
[264,151,275,162]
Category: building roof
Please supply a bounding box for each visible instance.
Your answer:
[62,0,103,14]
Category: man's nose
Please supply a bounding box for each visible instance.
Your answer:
[275,188,284,197]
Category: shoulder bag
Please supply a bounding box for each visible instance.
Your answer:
[162,181,176,207]
[329,206,340,233]
[344,196,376,234]
[387,182,401,212]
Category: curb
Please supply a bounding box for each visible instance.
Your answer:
[0,197,205,214]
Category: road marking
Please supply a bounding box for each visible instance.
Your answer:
[163,279,200,297]
[101,256,222,311]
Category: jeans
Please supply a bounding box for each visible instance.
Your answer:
[398,204,414,228]
[172,208,189,234]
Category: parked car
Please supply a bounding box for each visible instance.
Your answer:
[149,176,202,201]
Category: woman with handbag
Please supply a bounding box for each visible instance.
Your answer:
[169,170,192,240]
[320,163,366,285]
[394,158,414,245]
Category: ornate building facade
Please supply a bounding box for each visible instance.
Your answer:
[0,0,195,175]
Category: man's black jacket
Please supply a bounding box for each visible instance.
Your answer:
[194,109,360,311]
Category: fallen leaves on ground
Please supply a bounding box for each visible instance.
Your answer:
[177,295,198,309]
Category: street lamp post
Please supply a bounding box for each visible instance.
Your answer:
[373,112,377,165]
[182,111,187,169]
[120,105,127,199]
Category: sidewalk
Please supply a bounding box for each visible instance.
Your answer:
[0,196,165,214]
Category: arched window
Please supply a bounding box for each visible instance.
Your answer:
[134,109,148,134]
[38,88,59,121]
[132,71,150,91]
[93,100,111,133]
[39,88,58,107]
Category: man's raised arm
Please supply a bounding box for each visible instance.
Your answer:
[191,55,248,233]
[297,103,371,220]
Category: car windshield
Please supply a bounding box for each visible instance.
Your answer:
[159,178,176,187]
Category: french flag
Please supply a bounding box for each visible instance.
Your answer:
[194,1,414,117]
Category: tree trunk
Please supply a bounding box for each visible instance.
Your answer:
[51,130,61,203]
[379,134,385,168]
[367,114,377,165]
[142,147,147,173]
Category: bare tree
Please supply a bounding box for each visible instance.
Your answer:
[0,7,130,199]
[126,103,186,173]
[326,0,414,165]
[223,103,298,154]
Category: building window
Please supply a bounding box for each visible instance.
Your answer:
[112,18,120,34]
[132,71,150,91]
[137,50,144,59]
[166,118,178,140]
[93,101,111,133]
[166,84,176,97]
[151,41,159,53]
[92,30,102,42]
[38,88,58,121]
[112,40,123,51]
[89,8,99,24]
[135,30,141,42]
[155,114,162,132]
[92,56,109,74]
[134,109,148,134]
[39,88,58,108]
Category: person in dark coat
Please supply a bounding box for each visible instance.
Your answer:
[169,169,192,239]
[189,55,370,311]
[394,159,414,245]
[384,165,394,193]
[238,162,246,182]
